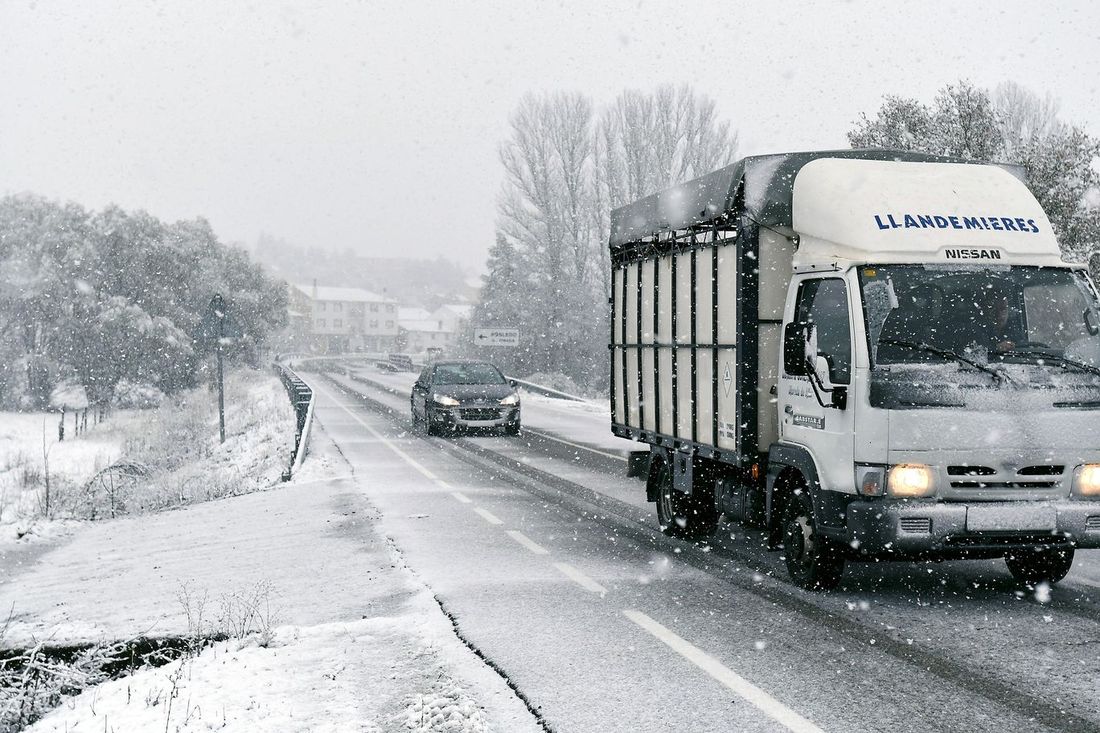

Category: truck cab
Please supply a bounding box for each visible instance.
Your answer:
[609,151,1100,590]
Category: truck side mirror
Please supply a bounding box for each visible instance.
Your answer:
[783,323,808,376]
[1085,309,1099,336]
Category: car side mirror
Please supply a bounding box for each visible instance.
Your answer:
[1085,309,1099,336]
[508,378,518,388]
[783,323,808,376]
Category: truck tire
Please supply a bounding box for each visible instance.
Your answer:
[783,489,844,591]
[1005,546,1074,586]
[655,462,718,540]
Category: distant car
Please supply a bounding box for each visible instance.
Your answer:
[410,360,520,436]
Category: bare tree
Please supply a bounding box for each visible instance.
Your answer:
[599,84,738,205]
[994,81,1064,156]
[493,85,738,390]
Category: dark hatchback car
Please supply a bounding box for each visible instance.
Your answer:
[410,360,520,435]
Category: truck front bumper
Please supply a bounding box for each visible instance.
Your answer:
[846,500,1100,558]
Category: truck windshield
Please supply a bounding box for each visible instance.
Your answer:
[859,265,1100,371]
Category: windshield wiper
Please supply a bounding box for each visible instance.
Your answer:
[878,338,1008,383]
[998,349,1100,379]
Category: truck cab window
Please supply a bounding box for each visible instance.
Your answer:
[794,279,852,384]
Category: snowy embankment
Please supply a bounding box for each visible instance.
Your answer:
[0,370,294,550]
[7,428,538,733]
[1,378,539,732]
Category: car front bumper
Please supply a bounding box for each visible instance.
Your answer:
[846,499,1100,558]
[429,405,519,429]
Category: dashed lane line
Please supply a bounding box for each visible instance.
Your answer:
[474,507,504,525]
[553,562,608,595]
[623,610,824,733]
[506,530,549,555]
[1071,576,1100,592]
[450,491,473,504]
[312,382,439,481]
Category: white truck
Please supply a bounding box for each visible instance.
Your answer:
[609,150,1100,590]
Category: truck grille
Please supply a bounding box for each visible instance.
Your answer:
[947,465,1064,490]
[899,517,931,533]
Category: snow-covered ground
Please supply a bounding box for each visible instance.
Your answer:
[3,418,539,732]
[0,370,295,550]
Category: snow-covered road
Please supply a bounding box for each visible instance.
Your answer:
[312,366,1100,732]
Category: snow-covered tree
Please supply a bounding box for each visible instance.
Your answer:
[0,195,287,408]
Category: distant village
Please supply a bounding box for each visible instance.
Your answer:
[286,281,474,356]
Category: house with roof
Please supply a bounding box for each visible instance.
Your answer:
[395,303,473,356]
[288,281,399,353]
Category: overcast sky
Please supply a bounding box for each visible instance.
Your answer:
[2,1,1098,270]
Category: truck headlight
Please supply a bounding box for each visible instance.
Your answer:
[499,393,520,406]
[855,464,885,497]
[888,464,934,498]
[1074,464,1100,497]
[433,394,459,406]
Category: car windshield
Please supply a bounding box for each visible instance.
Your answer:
[859,265,1100,369]
[433,363,506,385]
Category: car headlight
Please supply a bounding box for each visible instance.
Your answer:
[433,394,459,406]
[1074,464,1100,497]
[887,464,934,498]
[499,393,520,406]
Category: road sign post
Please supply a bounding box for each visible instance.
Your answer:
[210,294,227,443]
[473,328,520,347]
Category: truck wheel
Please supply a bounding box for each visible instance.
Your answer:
[655,463,718,540]
[783,490,844,591]
[1005,546,1074,586]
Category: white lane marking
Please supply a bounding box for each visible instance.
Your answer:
[1071,576,1100,591]
[474,507,504,525]
[450,491,473,504]
[506,530,549,555]
[623,610,824,733]
[553,562,607,595]
[436,480,453,489]
[524,428,629,463]
[311,382,438,480]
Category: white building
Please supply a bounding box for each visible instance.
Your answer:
[289,283,398,353]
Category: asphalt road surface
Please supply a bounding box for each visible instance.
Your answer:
[301,363,1100,733]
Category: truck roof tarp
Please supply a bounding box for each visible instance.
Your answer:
[608,149,1024,249]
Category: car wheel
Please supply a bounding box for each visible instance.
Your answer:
[782,488,844,591]
[654,462,718,540]
[424,409,439,436]
[1005,546,1074,586]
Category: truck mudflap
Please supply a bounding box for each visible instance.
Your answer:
[846,500,1100,557]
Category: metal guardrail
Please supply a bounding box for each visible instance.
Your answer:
[276,364,316,479]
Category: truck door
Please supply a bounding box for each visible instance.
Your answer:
[778,277,856,495]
